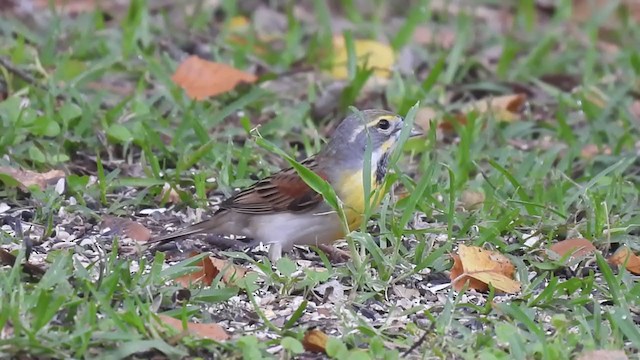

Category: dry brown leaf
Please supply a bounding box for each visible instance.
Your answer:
[630,100,640,120]
[330,35,395,80]
[576,349,628,360]
[580,144,612,160]
[101,216,151,242]
[571,0,640,25]
[460,190,485,210]
[413,26,456,48]
[451,245,521,293]
[608,246,640,275]
[302,328,329,353]
[171,55,257,100]
[0,167,65,191]
[549,238,597,261]
[158,314,230,341]
[461,93,527,123]
[158,183,182,204]
[175,253,248,287]
[415,107,438,133]
[450,255,490,292]
[26,0,127,14]
[0,248,46,277]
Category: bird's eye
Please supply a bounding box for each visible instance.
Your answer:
[377,119,391,130]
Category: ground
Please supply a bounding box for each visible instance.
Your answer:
[1,1,640,359]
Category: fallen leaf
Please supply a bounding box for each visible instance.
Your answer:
[171,55,257,100]
[415,107,438,133]
[450,255,490,292]
[460,190,485,210]
[157,183,182,204]
[330,35,395,80]
[302,328,329,353]
[0,167,65,191]
[450,245,521,293]
[0,248,46,278]
[175,253,248,287]
[158,314,230,341]
[412,26,456,48]
[570,0,640,25]
[228,15,250,30]
[576,349,628,360]
[549,238,597,261]
[101,216,151,242]
[461,93,527,123]
[629,100,640,120]
[580,144,612,160]
[608,246,640,275]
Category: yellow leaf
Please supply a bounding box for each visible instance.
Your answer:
[452,245,521,294]
[330,36,395,80]
[461,93,527,123]
[228,16,250,30]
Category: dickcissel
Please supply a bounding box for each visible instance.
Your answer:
[152,109,420,261]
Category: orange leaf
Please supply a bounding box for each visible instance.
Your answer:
[549,238,596,261]
[451,245,521,294]
[302,328,329,353]
[158,314,230,341]
[450,254,489,292]
[608,247,640,275]
[171,55,257,100]
[100,216,151,242]
[210,256,248,285]
[175,253,248,287]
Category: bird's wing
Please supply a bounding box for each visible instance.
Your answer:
[220,157,326,214]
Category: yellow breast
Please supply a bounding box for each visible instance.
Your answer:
[334,169,385,230]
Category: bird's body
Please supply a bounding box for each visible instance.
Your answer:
[152,109,419,260]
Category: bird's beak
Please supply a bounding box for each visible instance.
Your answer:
[409,127,423,138]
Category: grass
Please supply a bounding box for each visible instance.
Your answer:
[1,0,640,359]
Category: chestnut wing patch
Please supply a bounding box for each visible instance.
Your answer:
[220,158,326,214]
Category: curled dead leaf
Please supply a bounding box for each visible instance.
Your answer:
[172,55,257,100]
[608,246,640,275]
[450,245,521,294]
[0,167,65,191]
[302,328,329,353]
[175,253,248,287]
[158,314,230,341]
[101,216,151,242]
[548,238,596,261]
[330,35,395,80]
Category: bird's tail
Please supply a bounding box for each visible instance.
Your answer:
[146,216,222,247]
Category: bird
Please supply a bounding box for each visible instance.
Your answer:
[151,109,421,261]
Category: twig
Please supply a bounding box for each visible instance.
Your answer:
[0,55,112,110]
[0,56,47,91]
[403,329,430,356]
